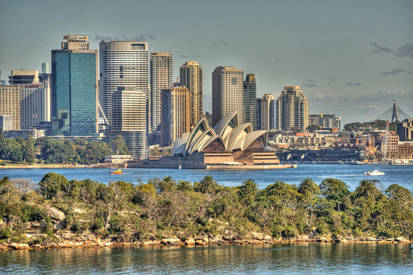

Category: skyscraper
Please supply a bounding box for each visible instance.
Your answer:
[276,85,309,131]
[112,87,148,159]
[260,93,275,130]
[0,85,20,129]
[243,74,256,129]
[51,34,98,136]
[9,70,51,130]
[99,41,149,129]
[212,66,243,126]
[161,84,191,146]
[180,61,203,126]
[256,97,262,130]
[150,52,173,131]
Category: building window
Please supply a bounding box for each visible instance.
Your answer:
[232,78,237,85]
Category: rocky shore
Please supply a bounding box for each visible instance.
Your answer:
[1,232,411,251]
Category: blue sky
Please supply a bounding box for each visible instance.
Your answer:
[1,0,412,124]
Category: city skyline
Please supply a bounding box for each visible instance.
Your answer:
[0,0,412,124]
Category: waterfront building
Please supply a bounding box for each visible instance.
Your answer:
[0,85,20,129]
[160,84,191,146]
[276,86,309,131]
[243,74,256,129]
[99,41,149,129]
[151,52,173,132]
[0,115,13,131]
[112,87,148,159]
[260,93,275,130]
[180,61,203,126]
[9,70,39,84]
[397,119,413,141]
[309,114,341,130]
[212,66,244,126]
[51,34,98,136]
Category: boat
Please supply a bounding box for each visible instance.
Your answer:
[364,170,385,176]
[110,169,123,175]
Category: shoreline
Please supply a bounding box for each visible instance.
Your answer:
[2,236,411,251]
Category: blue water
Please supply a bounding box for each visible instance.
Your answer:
[0,164,412,191]
[0,244,412,274]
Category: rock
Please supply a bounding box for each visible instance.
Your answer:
[9,243,30,250]
[251,232,265,241]
[395,237,408,242]
[161,238,180,245]
[185,238,195,246]
[195,239,206,245]
[142,240,160,246]
[43,206,65,221]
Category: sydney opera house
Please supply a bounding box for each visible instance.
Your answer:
[130,112,294,169]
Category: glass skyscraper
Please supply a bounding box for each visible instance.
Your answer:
[51,35,98,136]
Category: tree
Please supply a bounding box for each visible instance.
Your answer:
[320,178,350,211]
[196,176,218,194]
[110,135,130,155]
[23,136,35,163]
[238,179,258,206]
[39,173,71,200]
[307,124,321,132]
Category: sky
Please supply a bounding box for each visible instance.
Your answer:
[0,0,412,124]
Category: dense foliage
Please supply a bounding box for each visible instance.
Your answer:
[0,173,412,244]
[0,134,129,164]
[344,120,397,132]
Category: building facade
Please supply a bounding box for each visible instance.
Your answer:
[20,84,51,129]
[99,41,149,129]
[243,74,257,129]
[52,34,98,136]
[212,66,244,126]
[0,85,20,129]
[276,85,309,131]
[9,70,39,84]
[397,119,413,141]
[150,52,173,131]
[0,115,13,131]
[260,93,275,130]
[309,114,341,130]
[180,61,202,126]
[161,85,191,146]
[112,87,148,159]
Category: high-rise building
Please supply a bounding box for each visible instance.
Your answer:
[243,74,256,129]
[397,119,413,141]
[51,34,98,136]
[260,93,275,130]
[256,98,262,130]
[180,60,202,126]
[0,85,20,129]
[212,66,243,126]
[20,84,51,129]
[112,87,148,159]
[41,63,50,74]
[9,70,39,84]
[8,70,51,130]
[276,86,309,131]
[99,41,149,129]
[151,52,173,131]
[161,84,191,146]
[0,115,13,131]
[309,114,341,130]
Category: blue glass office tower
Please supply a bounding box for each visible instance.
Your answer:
[51,35,98,136]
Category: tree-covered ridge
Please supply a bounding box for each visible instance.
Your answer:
[0,174,412,246]
[0,134,129,164]
[344,120,397,132]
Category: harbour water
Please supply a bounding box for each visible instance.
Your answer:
[0,164,412,274]
[0,164,412,191]
[0,244,412,274]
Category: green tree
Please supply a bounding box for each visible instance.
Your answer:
[110,135,130,155]
[39,173,71,200]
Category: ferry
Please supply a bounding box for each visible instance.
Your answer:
[364,170,385,176]
[110,169,123,175]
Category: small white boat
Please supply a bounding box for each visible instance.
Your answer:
[364,170,385,176]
